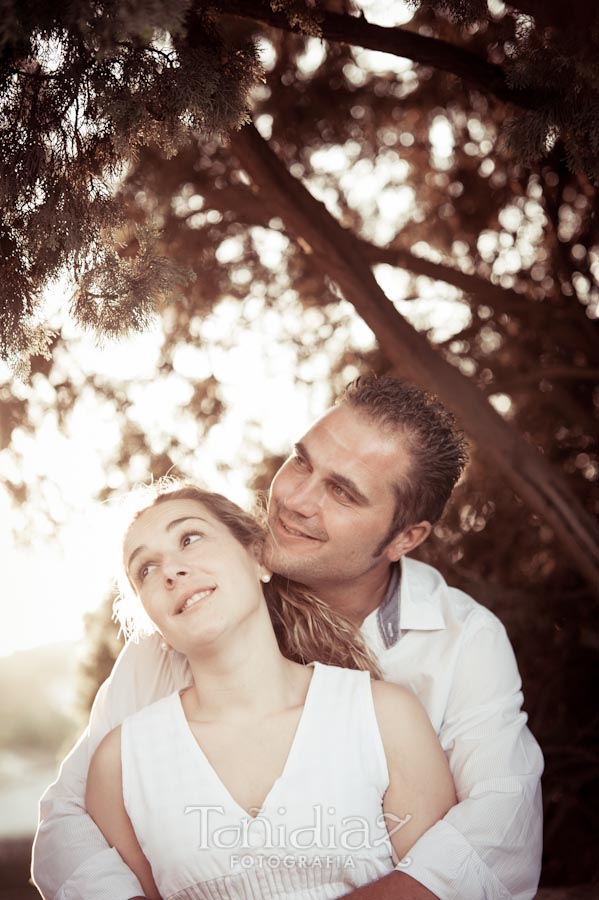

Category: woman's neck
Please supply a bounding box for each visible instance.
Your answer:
[183,615,306,723]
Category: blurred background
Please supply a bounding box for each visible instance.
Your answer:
[1,0,597,896]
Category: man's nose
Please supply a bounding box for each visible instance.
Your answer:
[284,478,321,518]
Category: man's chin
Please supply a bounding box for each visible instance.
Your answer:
[264,541,313,581]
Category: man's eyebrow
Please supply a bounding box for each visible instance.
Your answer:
[295,442,369,505]
[127,516,208,573]
[328,472,370,505]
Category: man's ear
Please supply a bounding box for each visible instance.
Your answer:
[385,521,432,562]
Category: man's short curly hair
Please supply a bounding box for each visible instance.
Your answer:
[338,375,468,545]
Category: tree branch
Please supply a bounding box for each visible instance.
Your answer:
[207,0,543,109]
[360,241,537,315]
[228,121,599,591]
[487,367,599,391]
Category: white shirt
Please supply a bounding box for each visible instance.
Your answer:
[32,557,543,900]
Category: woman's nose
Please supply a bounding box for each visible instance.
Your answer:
[163,558,190,584]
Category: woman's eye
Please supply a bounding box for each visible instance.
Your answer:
[182,532,202,547]
[138,563,155,581]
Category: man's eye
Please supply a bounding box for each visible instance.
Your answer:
[332,485,351,501]
[293,455,307,468]
[182,532,202,547]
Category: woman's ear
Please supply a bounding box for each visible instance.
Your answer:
[251,539,271,583]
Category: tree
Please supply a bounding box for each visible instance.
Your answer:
[1,0,597,588]
[1,0,598,885]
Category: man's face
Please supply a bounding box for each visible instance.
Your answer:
[265,404,412,588]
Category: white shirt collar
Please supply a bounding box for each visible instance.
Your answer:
[398,557,446,632]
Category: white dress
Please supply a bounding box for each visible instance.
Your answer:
[121,662,395,899]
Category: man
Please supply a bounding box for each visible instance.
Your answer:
[32,376,543,900]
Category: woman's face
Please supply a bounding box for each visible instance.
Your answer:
[123,499,267,653]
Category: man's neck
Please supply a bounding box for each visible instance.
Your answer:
[309,564,396,628]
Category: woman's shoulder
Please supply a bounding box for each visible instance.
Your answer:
[370,678,422,714]
[90,689,181,775]
[370,678,430,724]
[88,724,123,787]
[370,680,435,759]
[312,660,372,680]
[120,690,183,735]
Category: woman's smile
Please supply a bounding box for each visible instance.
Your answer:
[176,587,216,615]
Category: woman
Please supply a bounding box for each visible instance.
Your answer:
[86,484,455,900]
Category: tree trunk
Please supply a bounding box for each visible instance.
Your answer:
[229,123,599,592]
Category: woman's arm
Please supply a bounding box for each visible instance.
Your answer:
[371,681,456,863]
[86,727,162,900]
[33,633,186,900]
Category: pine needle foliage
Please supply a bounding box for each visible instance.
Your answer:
[504,15,599,181]
[0,0,263,369]
[407,0,488,27]
[411,0,599,183]
[2,0,598,369]
[270,0,322,37]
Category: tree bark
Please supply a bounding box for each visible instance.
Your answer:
[229,122,599,592]
[208,0,544,109]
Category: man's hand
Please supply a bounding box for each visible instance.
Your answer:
[345,871,438,899]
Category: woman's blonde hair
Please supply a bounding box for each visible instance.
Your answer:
[117,482,381,679]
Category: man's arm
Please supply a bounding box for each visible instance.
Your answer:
[347,609,543,900]
[344,871,435,899]
[31,633,188,900]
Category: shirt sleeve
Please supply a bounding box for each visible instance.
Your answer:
[396,610,543,900]
[31,633,189,900]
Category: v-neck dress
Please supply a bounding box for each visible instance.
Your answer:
[121,662,395,899]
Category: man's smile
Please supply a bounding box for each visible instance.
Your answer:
[274,513,325,543]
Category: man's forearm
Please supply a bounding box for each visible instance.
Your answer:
[346,871,438,899]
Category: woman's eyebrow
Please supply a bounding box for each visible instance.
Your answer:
[165,516,209,531]
[126,544,146,574]
[127,516,209,572]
